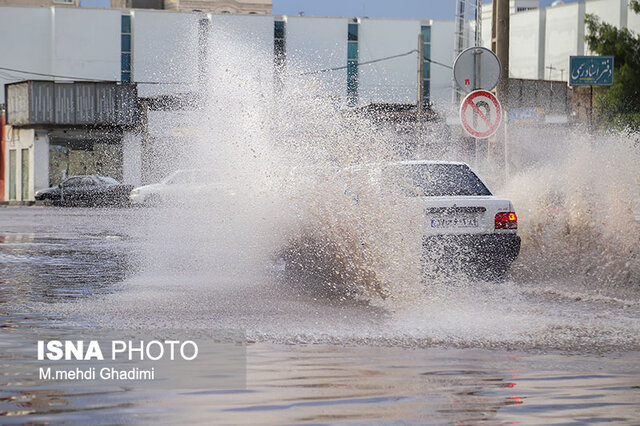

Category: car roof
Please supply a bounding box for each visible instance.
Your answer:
[345,160,470,171]
[390,160,469,166]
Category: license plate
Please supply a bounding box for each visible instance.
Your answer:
[430,216,479,228]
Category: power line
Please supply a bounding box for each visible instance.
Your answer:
[1,50,454,84]
[0,66,189,84]
[299,50,452,75]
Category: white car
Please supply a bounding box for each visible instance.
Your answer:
[129,169,214,206]
[355,160,521,278]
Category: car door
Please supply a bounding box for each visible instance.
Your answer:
[79,177,99,203]
[60,177,83,202]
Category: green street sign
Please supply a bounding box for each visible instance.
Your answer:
[569,56,614,86]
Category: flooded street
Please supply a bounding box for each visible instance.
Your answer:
[1,206,639,423]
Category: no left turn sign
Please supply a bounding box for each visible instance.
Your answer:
[459,90,502,138]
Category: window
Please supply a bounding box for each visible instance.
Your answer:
[274,20,286,91]
[97,176,119,185]
[387,164,491,197]
[121,15,132,83]
[63,177,82,187]
[274,20,286,68]
[347,22,359,105]
[421,25,431,104]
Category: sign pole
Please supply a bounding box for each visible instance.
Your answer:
[504,108,508,185]
[589,85,593,131]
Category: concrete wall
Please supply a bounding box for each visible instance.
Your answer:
[429,20,456,111]
[510,8,545,79]
[4,127,36,201]
[133,10,200,97]
[122,131,142,186]
[52,8,120,82]
[629,1,640,33]
[0,7,52,104]
[544,2,585,81]
[584,0,628,54]
[0,7,120,103]
[285,16,348,97]
[208,14,274,87]
[358,19,421,105]
[34,133,49,193]
[480,0,637,82]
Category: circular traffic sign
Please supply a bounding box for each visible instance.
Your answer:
[459,90,502,138]
[453,47,501,93]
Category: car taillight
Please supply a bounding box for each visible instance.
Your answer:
[495,212,517,229]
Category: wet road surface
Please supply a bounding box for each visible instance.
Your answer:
[1,206,639,424]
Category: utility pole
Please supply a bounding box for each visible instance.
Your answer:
[492,0,510,183]
[493,0,509,105]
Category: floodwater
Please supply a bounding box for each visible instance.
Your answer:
[1,206,639,424]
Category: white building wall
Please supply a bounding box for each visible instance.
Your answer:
[0,7,120,103]
[132,10,200,97]
[52,8,120,82]
[481,5,493,49]
[285,16,348,97]
[510,8,545,79]
[34,133,49,193]
[0,7,51,104]
[626,1,640,33]
[544,1,585,81]
[585,0,626,28]
[122,132,142,186]
[208,14,274,90]
[357,19,421,104]
[430,20,455,111]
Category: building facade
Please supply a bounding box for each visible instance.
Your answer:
[1,0,637,201]
[0,0,78,6]
[110,0,271,14]
[481,0,640,81]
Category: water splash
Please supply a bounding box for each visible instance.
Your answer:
[42,36,640,352]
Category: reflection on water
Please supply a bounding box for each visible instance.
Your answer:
[1,207,639,424]
[1,337,638,424]
[0,223,132,306]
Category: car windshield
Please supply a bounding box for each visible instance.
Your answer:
[385,163,492,197]
[97,176,119,185]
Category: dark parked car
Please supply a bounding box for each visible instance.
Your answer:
[35,175,133,207]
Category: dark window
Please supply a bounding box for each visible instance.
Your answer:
[121,53,131,72]
[121,34,131,52]
[63,177,82,187]
[121,15,131,34]
[274,21,285,39]
[422,82,430,103]
[423,62,430,79]
[274,39,285,57]
[348,23,358,41]
[121,71,131,83]
[420,25,431,103]
[97,176,119,185]
[386,164,492,197]
[347,61,358,84]
[423,44,431,61]
[348,42,358,60]
[421,25,431,43]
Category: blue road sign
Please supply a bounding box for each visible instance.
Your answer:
[569,56,614,86]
